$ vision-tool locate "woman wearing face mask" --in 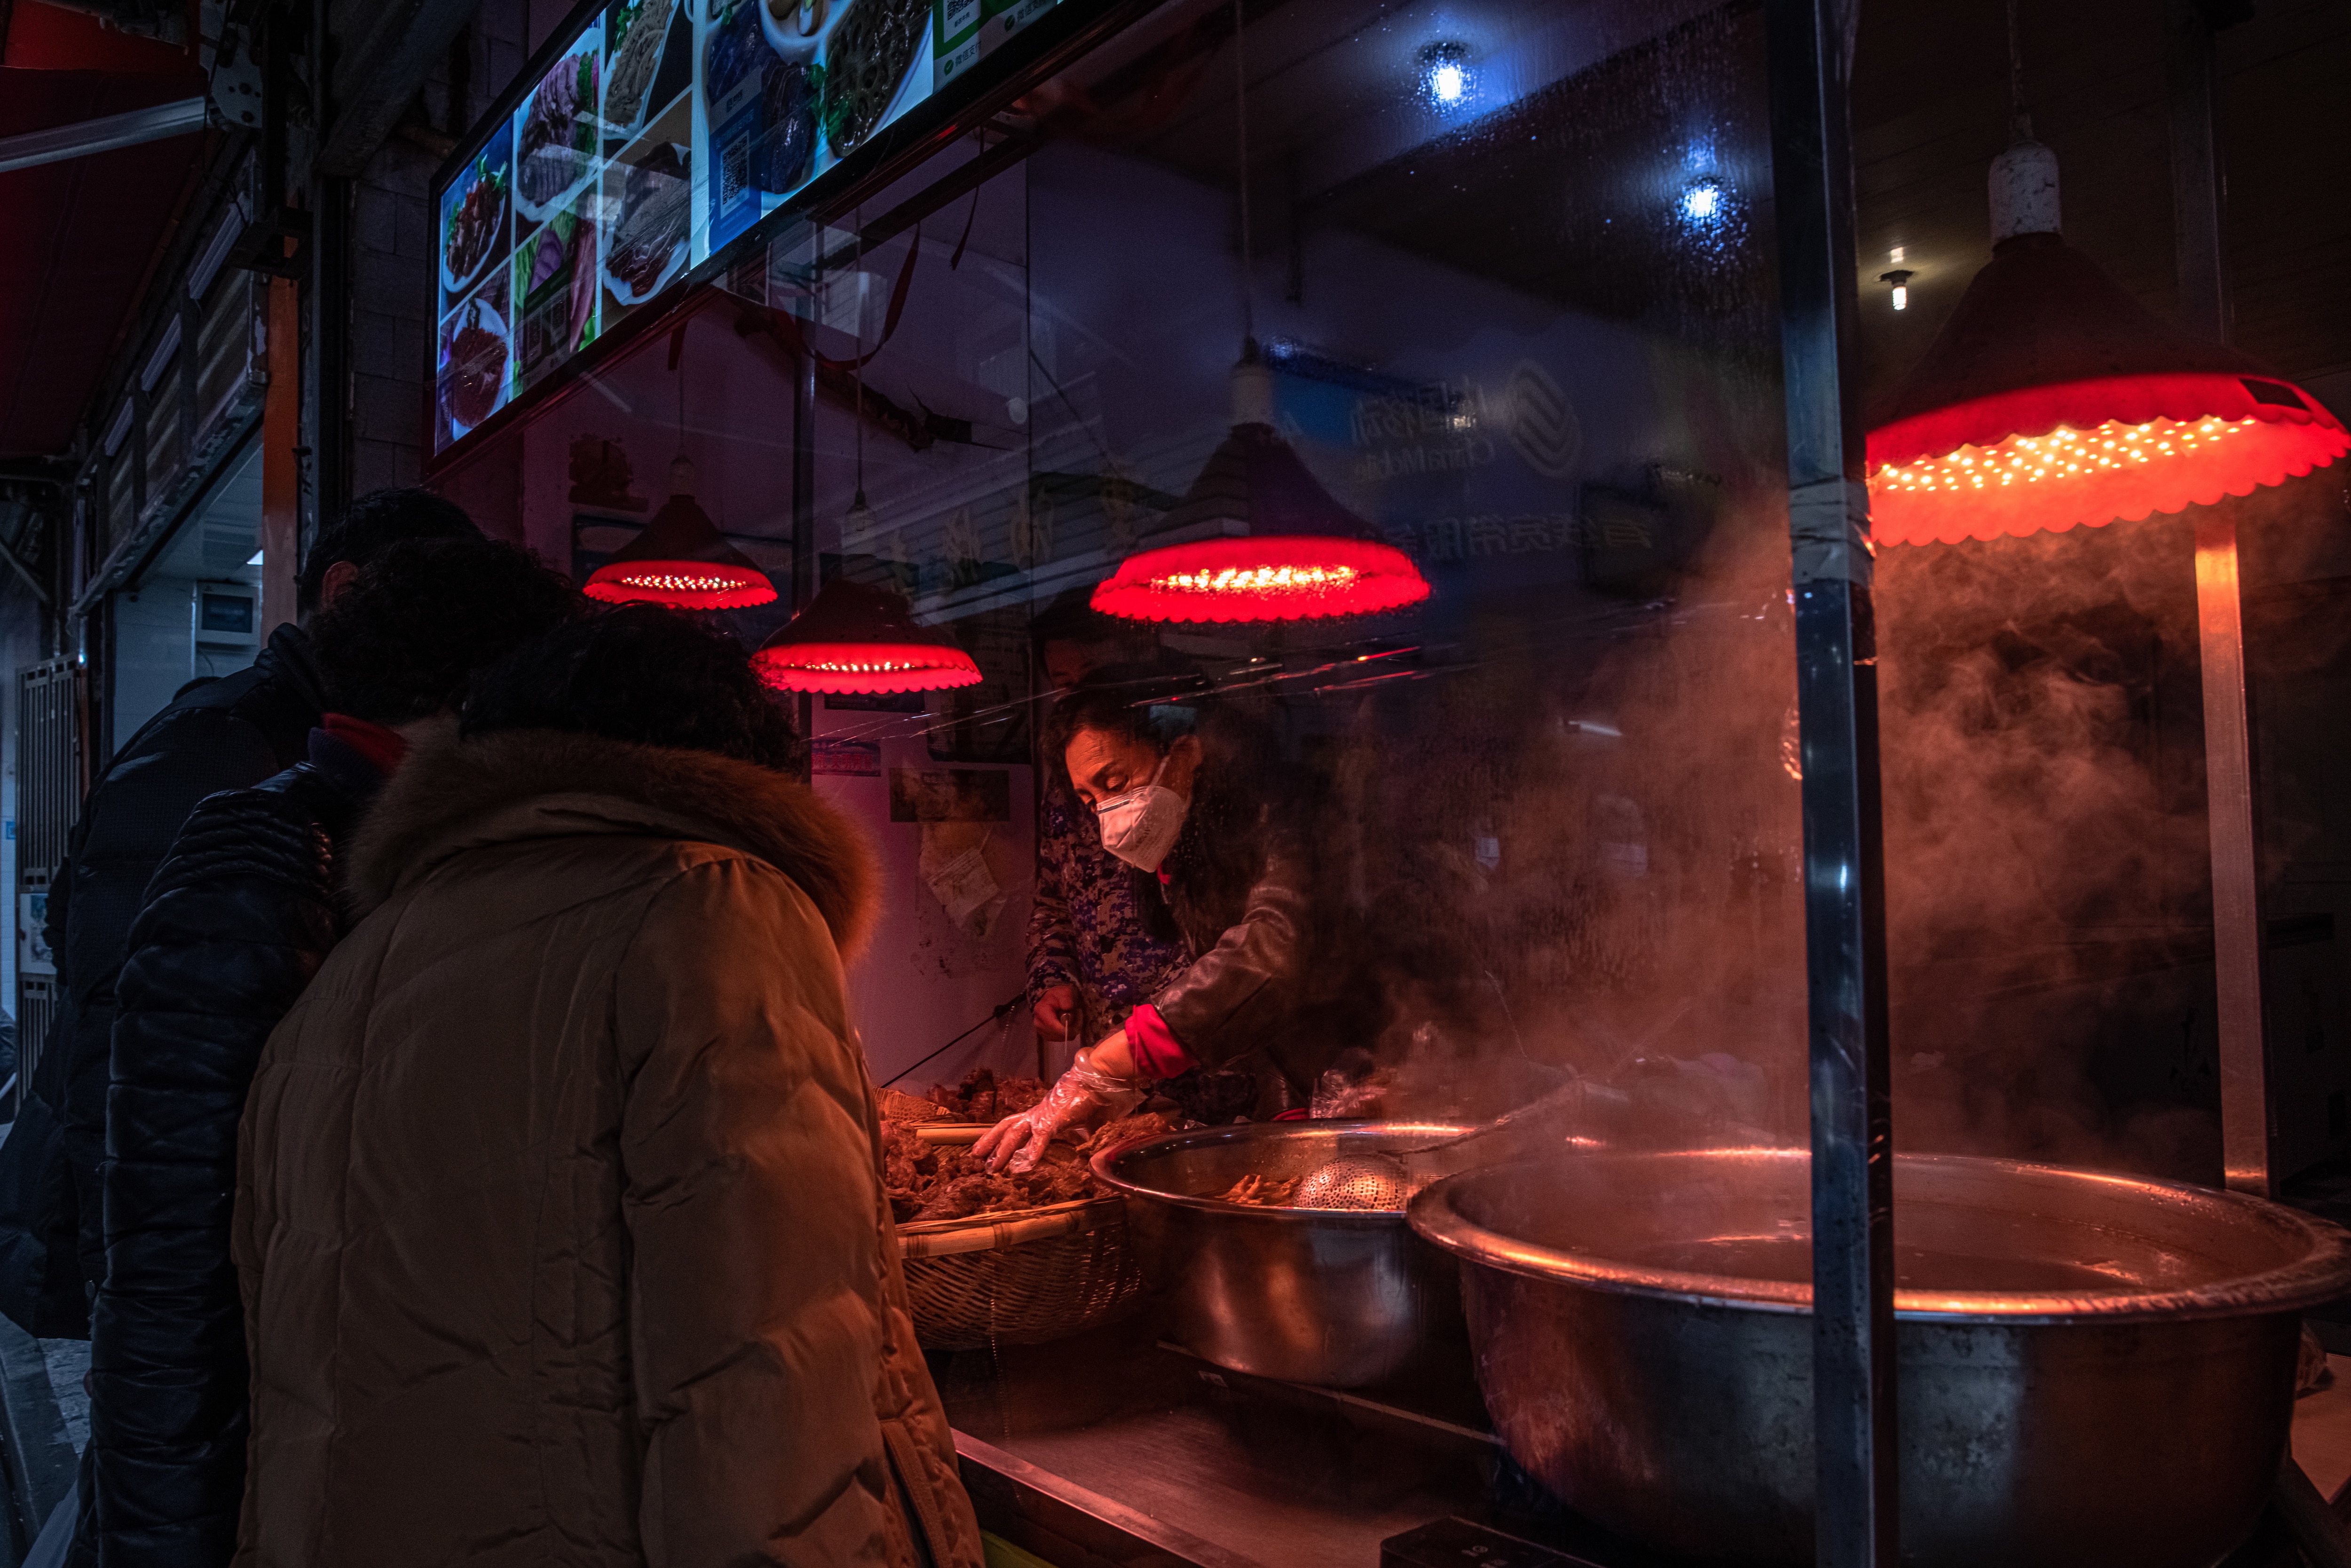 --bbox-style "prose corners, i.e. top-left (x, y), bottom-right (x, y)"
top-left (977, 669), bottom-right (1366, 1171)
